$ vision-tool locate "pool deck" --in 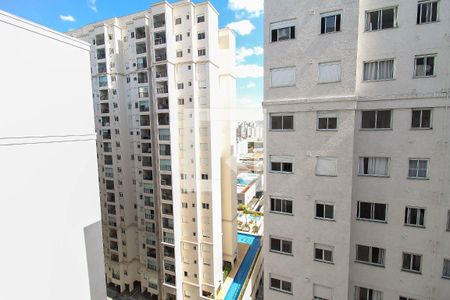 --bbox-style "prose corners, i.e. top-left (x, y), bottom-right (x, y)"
top-left (218, 233), bottom-right (262, 300)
